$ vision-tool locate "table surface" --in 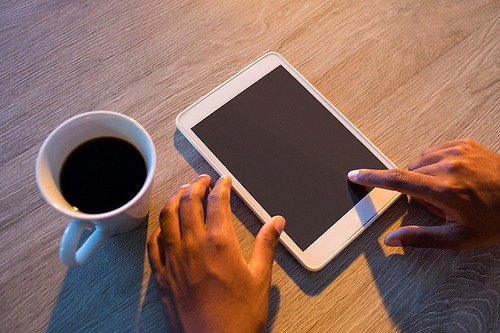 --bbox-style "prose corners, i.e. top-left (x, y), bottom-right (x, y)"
top-left (2, 1), bottom-right (500, 332)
